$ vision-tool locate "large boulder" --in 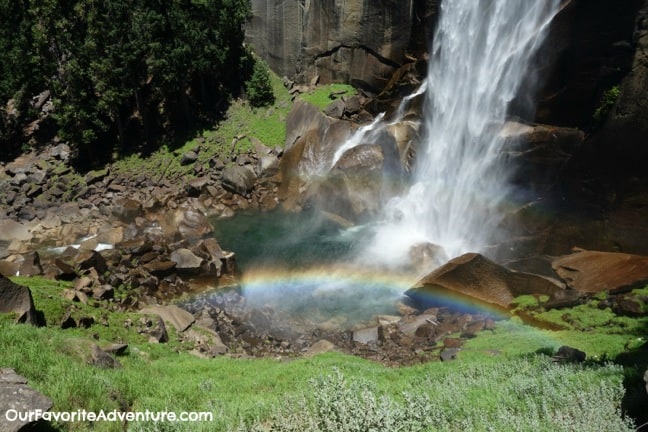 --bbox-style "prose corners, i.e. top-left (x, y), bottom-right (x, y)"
top-left (552, 250), bottom-right (648, 293)
top-left (0, 275), bottom-right (43, 325)
top-left (306, 144), bottom-right (385, 220)
top-left (406, 253), bottom-right (564, 310)
top-left (278, 100), bottom-right (353, 210)
top-left (221, 165), bottom-right (257, 197)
